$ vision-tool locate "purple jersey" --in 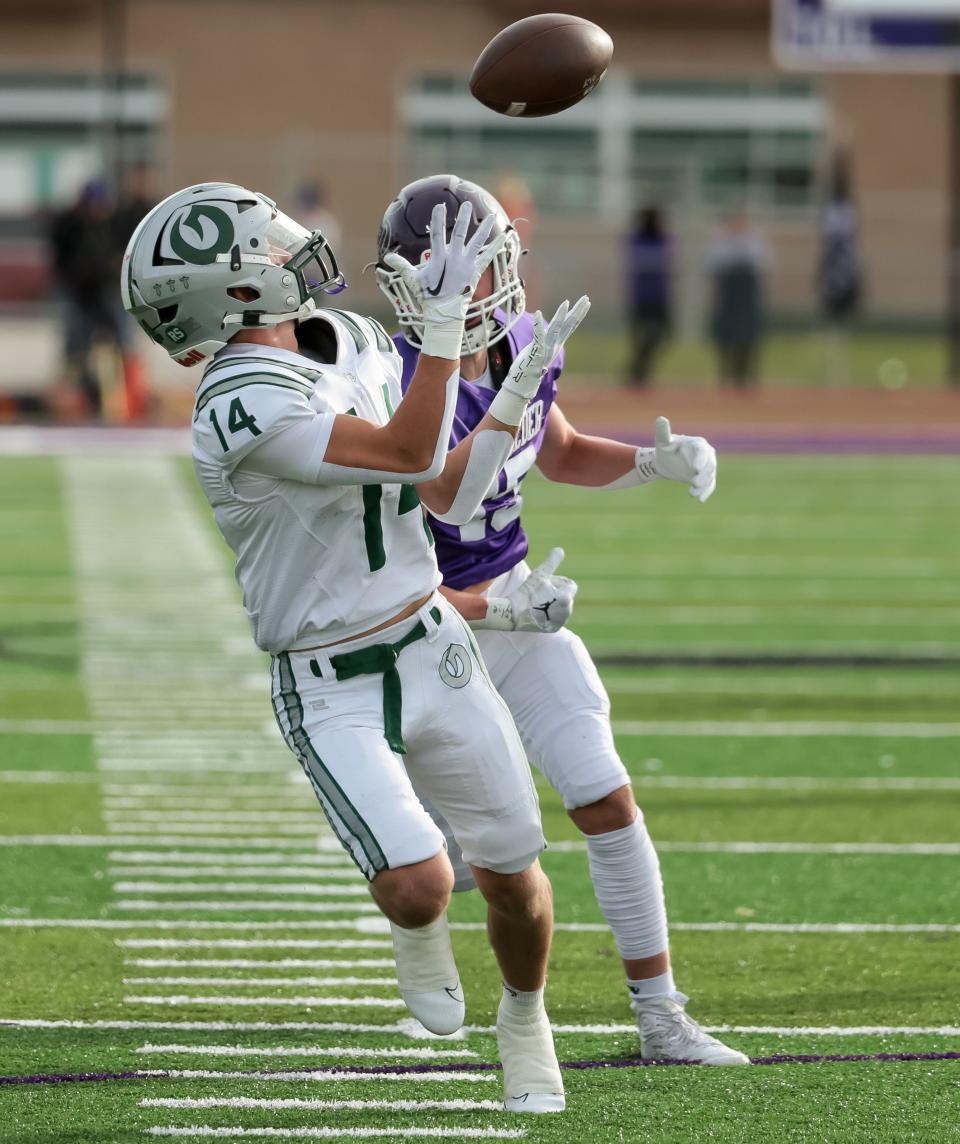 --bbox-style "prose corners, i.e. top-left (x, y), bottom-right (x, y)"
top-left (395, 311), bottom-right (561, 589)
